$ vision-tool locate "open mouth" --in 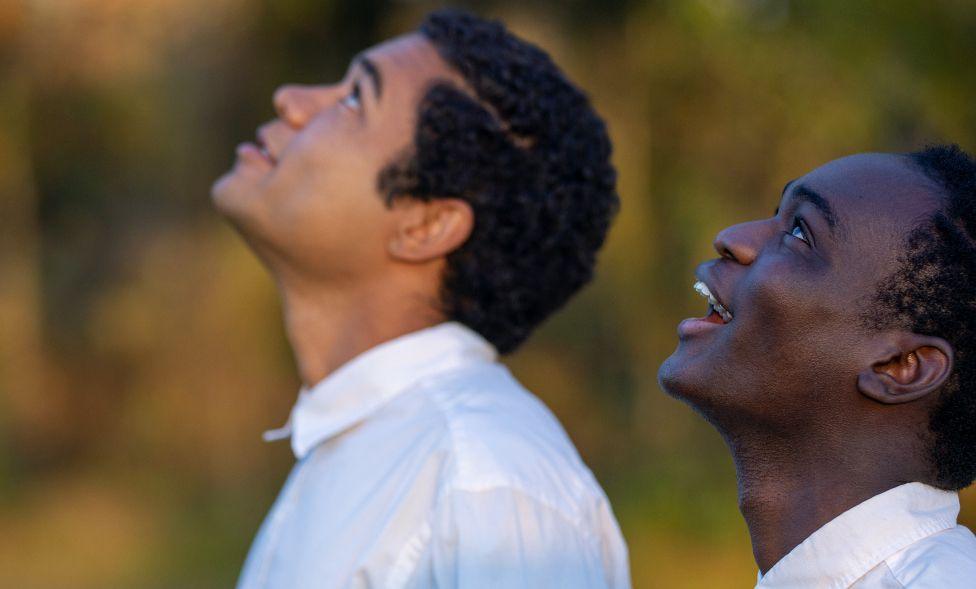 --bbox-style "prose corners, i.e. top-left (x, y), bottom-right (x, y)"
top-left (255, 136), bottom-right (277, 165)
top-left (693, 280), bottom-right (733, 324)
